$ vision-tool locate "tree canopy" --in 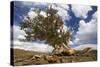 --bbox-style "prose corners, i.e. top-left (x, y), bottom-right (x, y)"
top-left (20, 6), bottom-right (71, 48)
